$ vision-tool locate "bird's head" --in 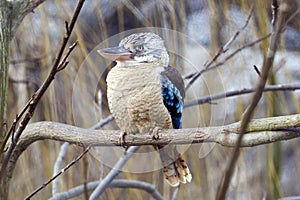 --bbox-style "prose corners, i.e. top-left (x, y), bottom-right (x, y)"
top-left (98, 32), bottom-right (169, 67)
